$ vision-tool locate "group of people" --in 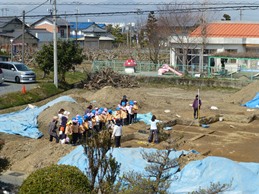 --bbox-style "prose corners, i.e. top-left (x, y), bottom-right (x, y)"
top-left (48, 95), bottom-right (139, 147)
top-left (48, 94), bottom-right (202, 147)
